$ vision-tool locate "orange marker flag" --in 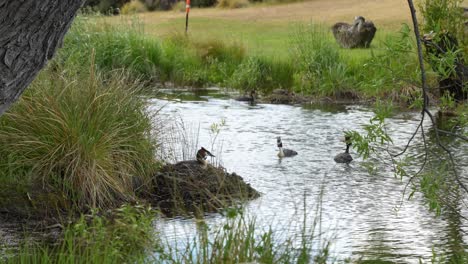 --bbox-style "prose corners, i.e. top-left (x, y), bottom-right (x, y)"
top-left (186, 0), bottom-right (191, 13)
top-left (185, 0), bottom-right (190, 34)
